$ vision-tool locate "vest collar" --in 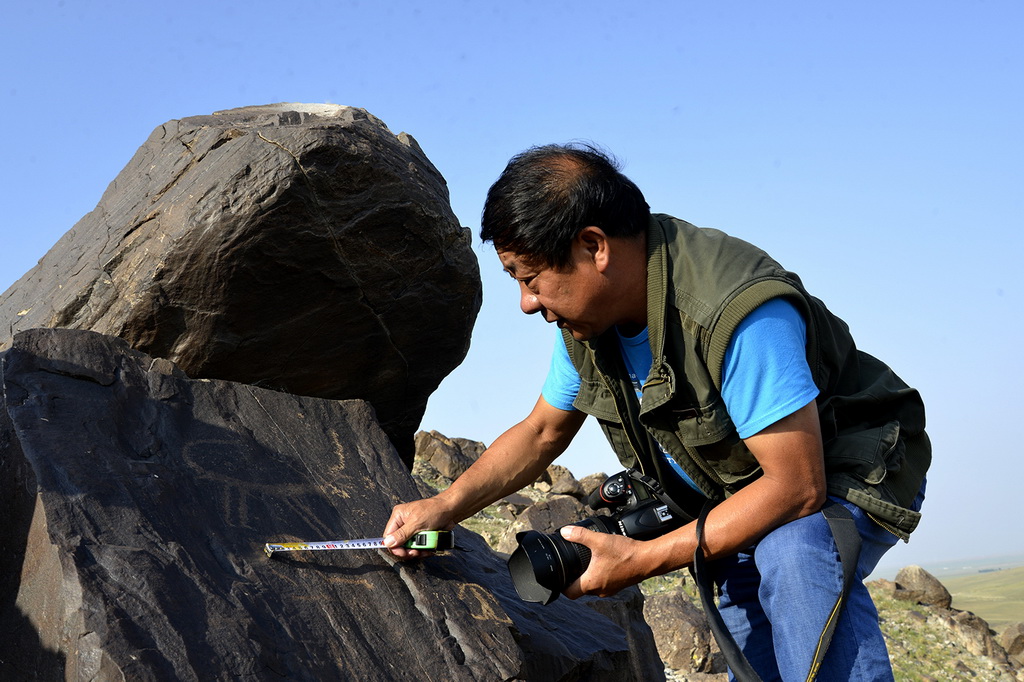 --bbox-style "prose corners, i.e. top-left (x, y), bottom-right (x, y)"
top-left (639, 215), bottom-right (676, 413)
